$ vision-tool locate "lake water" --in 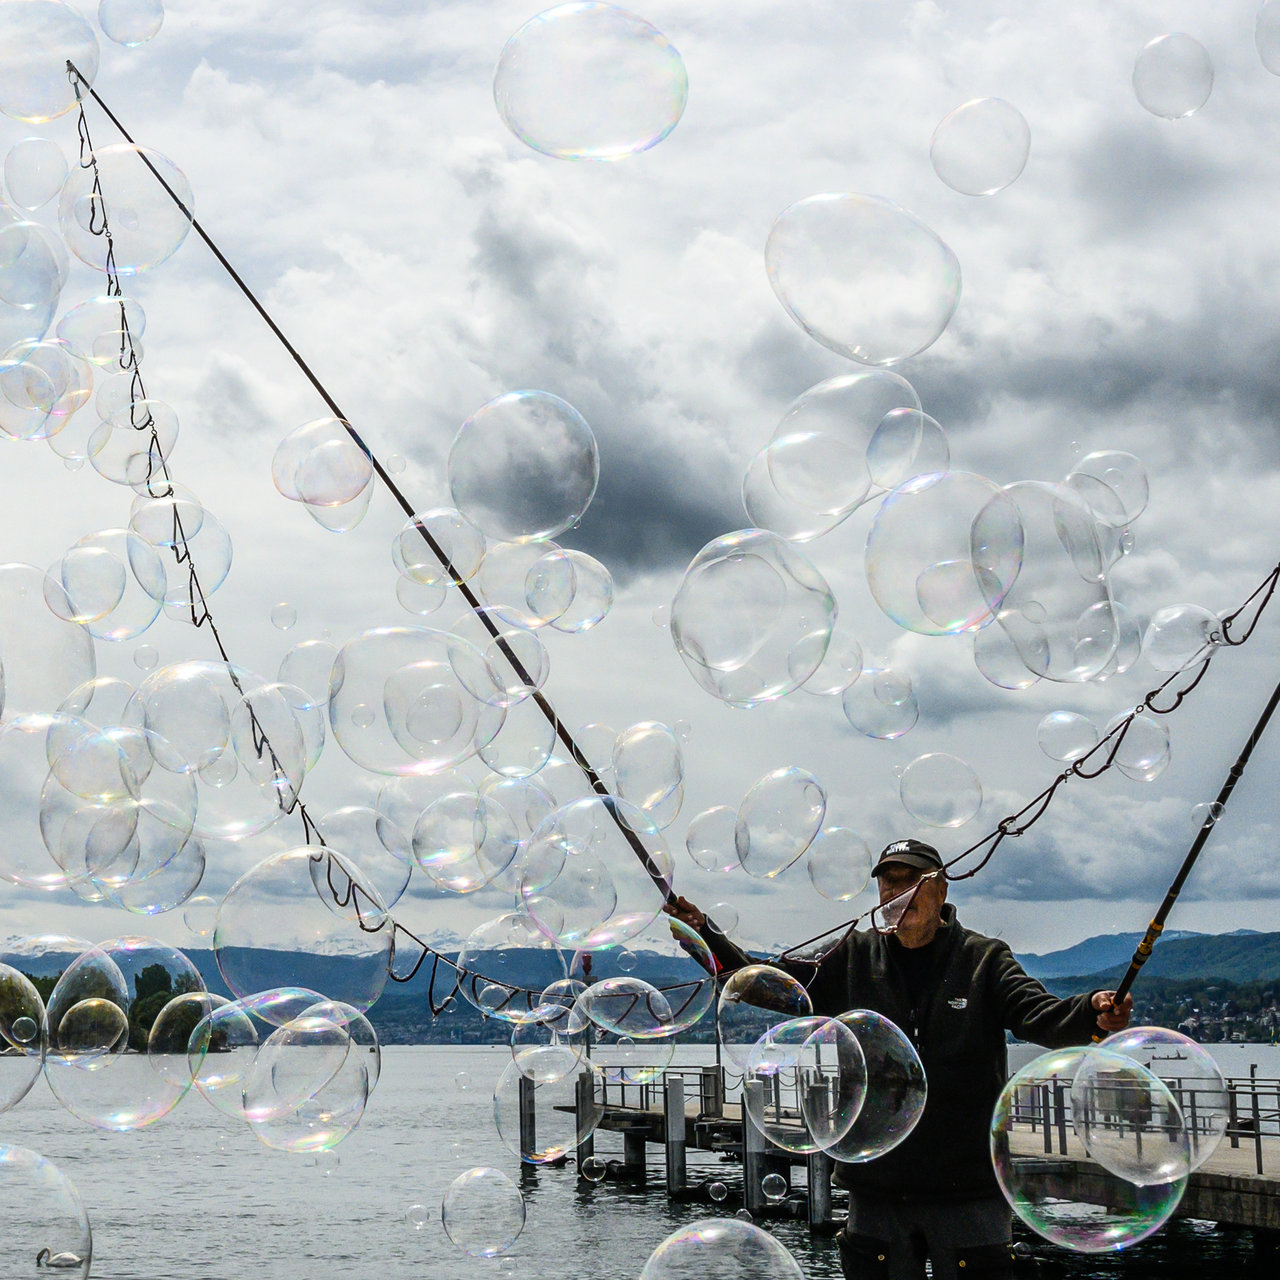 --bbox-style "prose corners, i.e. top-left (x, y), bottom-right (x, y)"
top-left (2, 1043), bottom-right (1279, 1280)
